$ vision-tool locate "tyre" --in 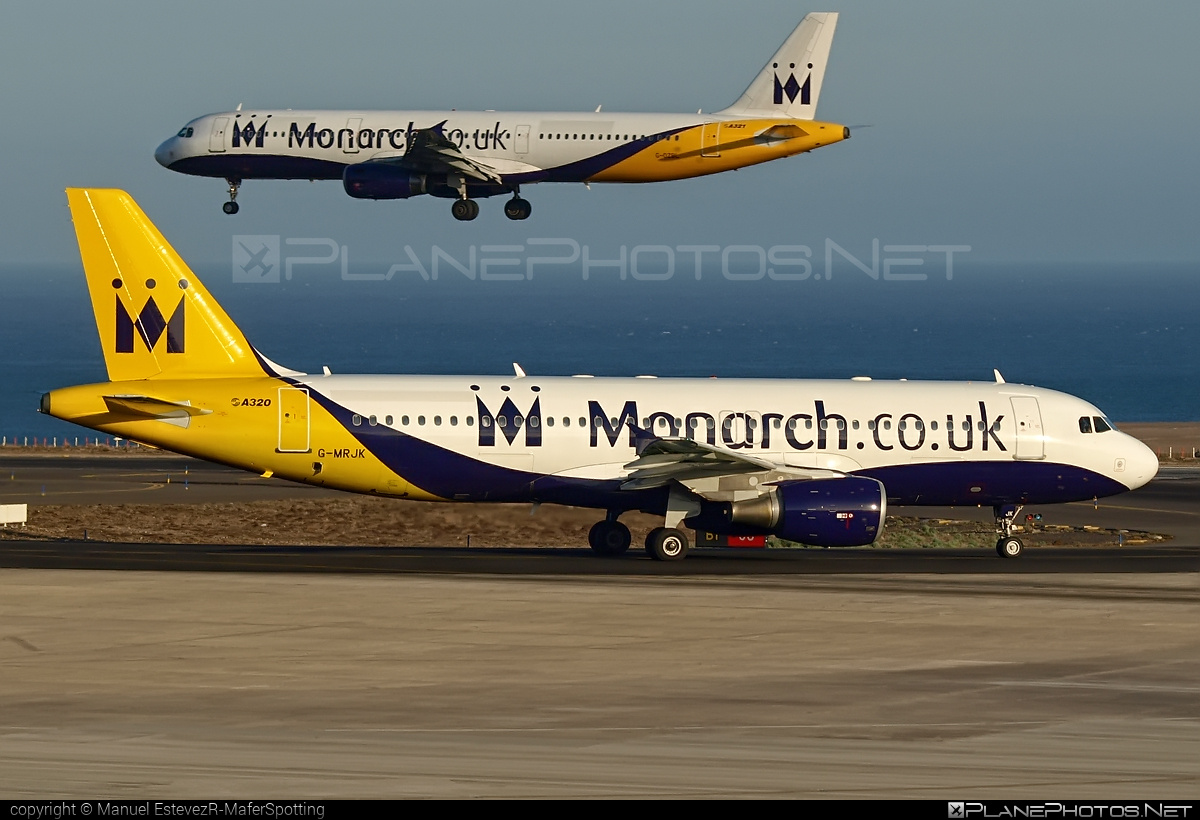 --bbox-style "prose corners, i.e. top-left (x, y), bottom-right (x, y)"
top-left (451, 199), bottom-right (477, 221)
top-left (646, 527), bottom-right (690, 561)
top-left (223, 201), bottom-right (239, 215)
top-left (588, 520), bottom-right (631, 556)
top-left (996, 536), bottom-right (1023, 559)
top-left (504, 198), bottom-right (531, 220)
